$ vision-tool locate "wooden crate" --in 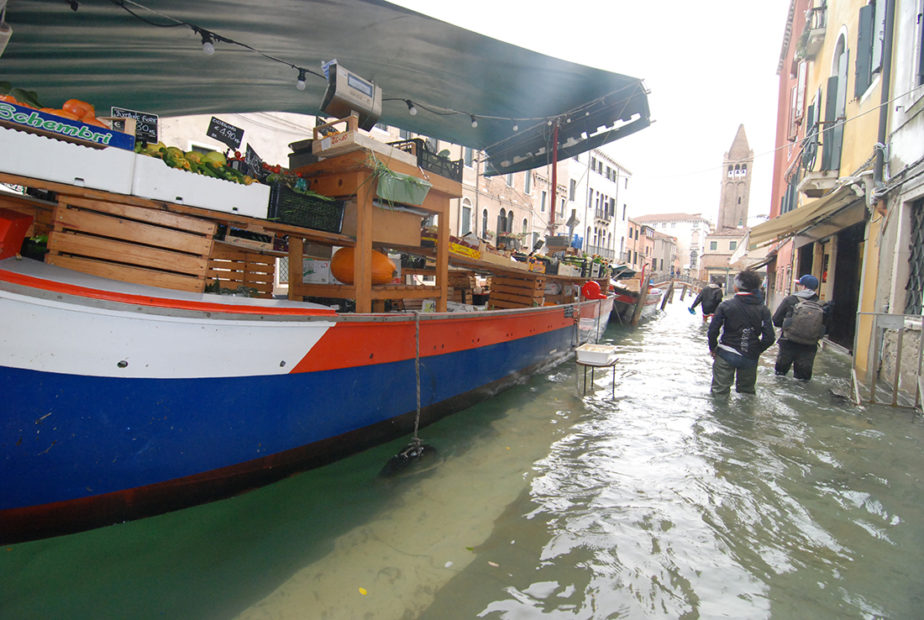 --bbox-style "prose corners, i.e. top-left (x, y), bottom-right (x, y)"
top-left (46, 196), bottom-right (216, 292)
top-left (489, 274), bottom-right (545, 309)
top-left (0, 192), bottom-right (55, 237)
top-left (207, 245), bottom-right (276, 299)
